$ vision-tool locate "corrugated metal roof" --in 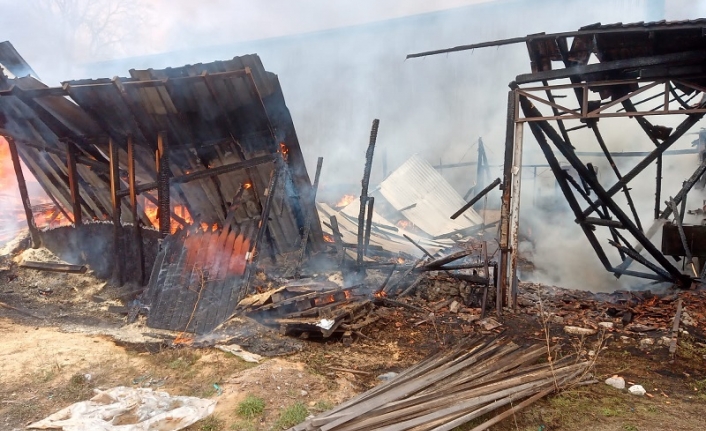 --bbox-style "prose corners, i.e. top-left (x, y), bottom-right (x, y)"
top-left (318, 201), bottom-right (455, 257)
top-left (0, 41), bottom-right (38, 79)
top-left (377, 155), bottom-right (482, 238)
